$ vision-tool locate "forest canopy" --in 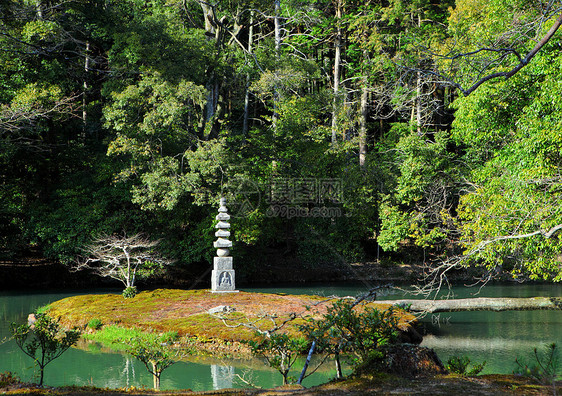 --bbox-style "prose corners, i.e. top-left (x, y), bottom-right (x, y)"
top-left (1, 0), bottom-right (562, 282)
